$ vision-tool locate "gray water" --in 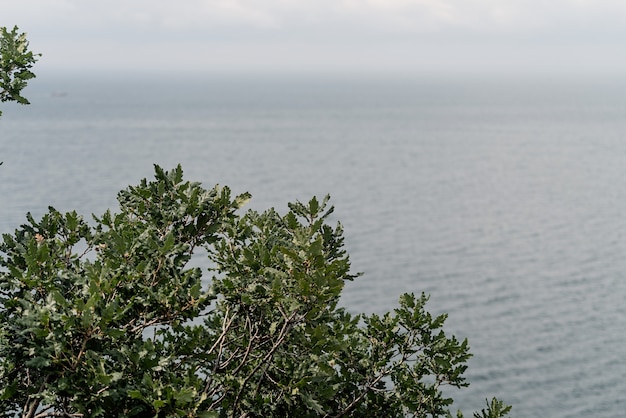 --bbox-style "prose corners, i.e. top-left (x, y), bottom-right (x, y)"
top-left (2, 74), bottom-right (626, 417)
